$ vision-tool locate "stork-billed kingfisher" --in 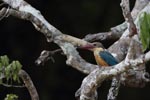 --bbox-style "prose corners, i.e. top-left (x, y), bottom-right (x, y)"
top-left (80, 43), bottom-right (118, 67)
